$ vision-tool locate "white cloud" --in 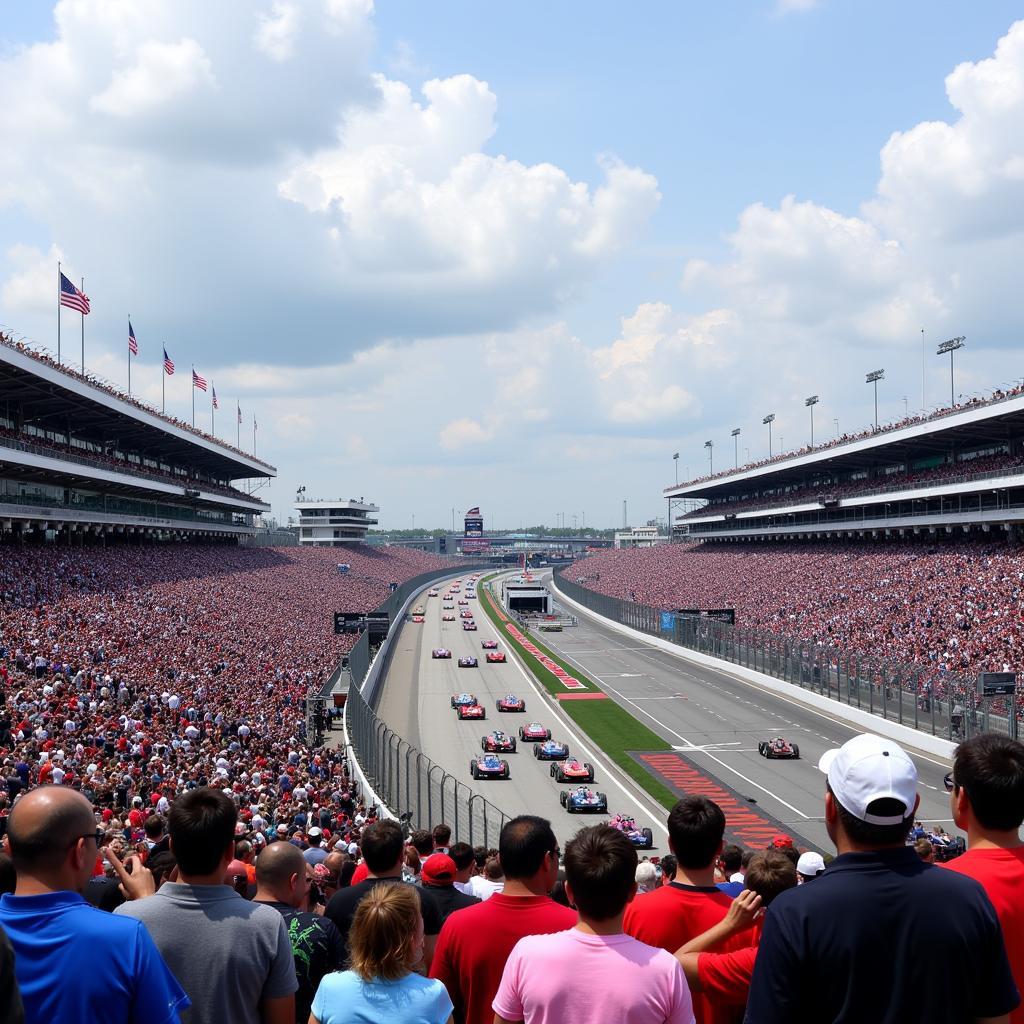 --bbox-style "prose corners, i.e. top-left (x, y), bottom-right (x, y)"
top-left (254, 3), bottom-right (301, 62)
top-left (438, 417), bottom-right (494, 450)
